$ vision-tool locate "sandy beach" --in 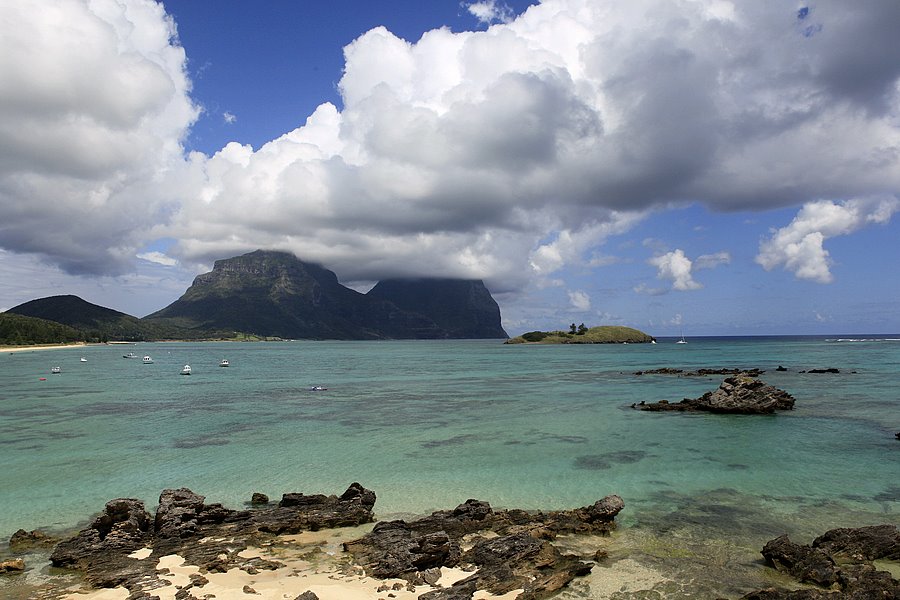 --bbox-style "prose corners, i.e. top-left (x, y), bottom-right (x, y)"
top-left (1, 343), bottom-right (88, 354)
top-left (61, 528), bottom-right (523, 600)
